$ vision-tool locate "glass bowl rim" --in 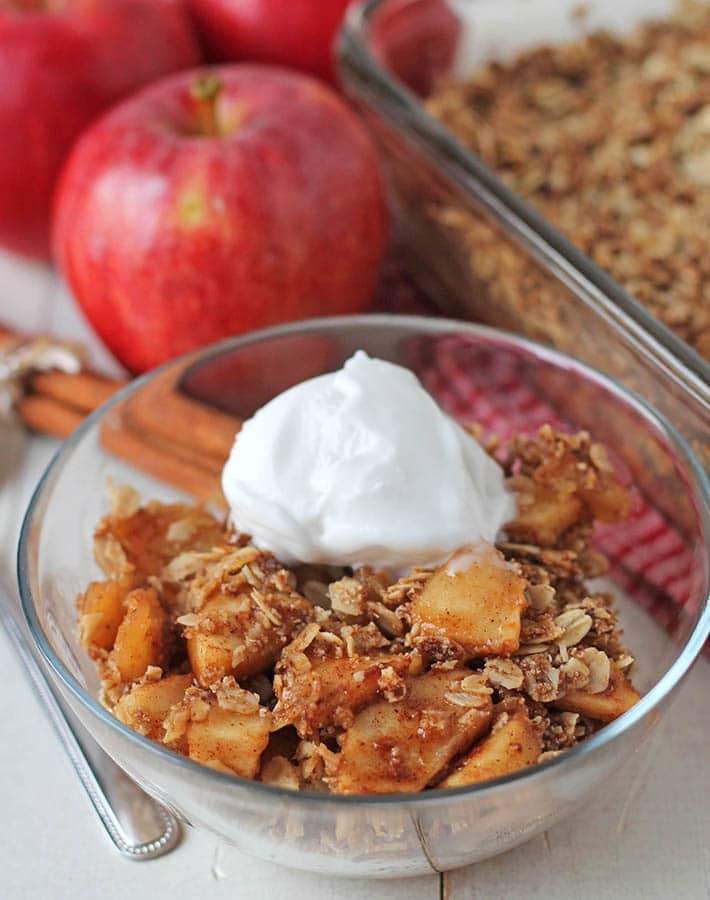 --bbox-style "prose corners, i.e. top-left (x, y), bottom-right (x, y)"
top-left (17, 313), bottom-right (710, 808)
